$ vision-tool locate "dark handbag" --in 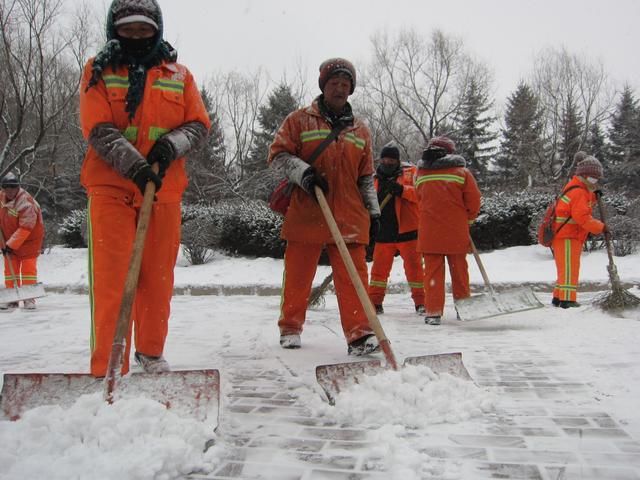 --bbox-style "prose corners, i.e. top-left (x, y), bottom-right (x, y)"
top-left (268, 123), bottom-right (346, 215)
